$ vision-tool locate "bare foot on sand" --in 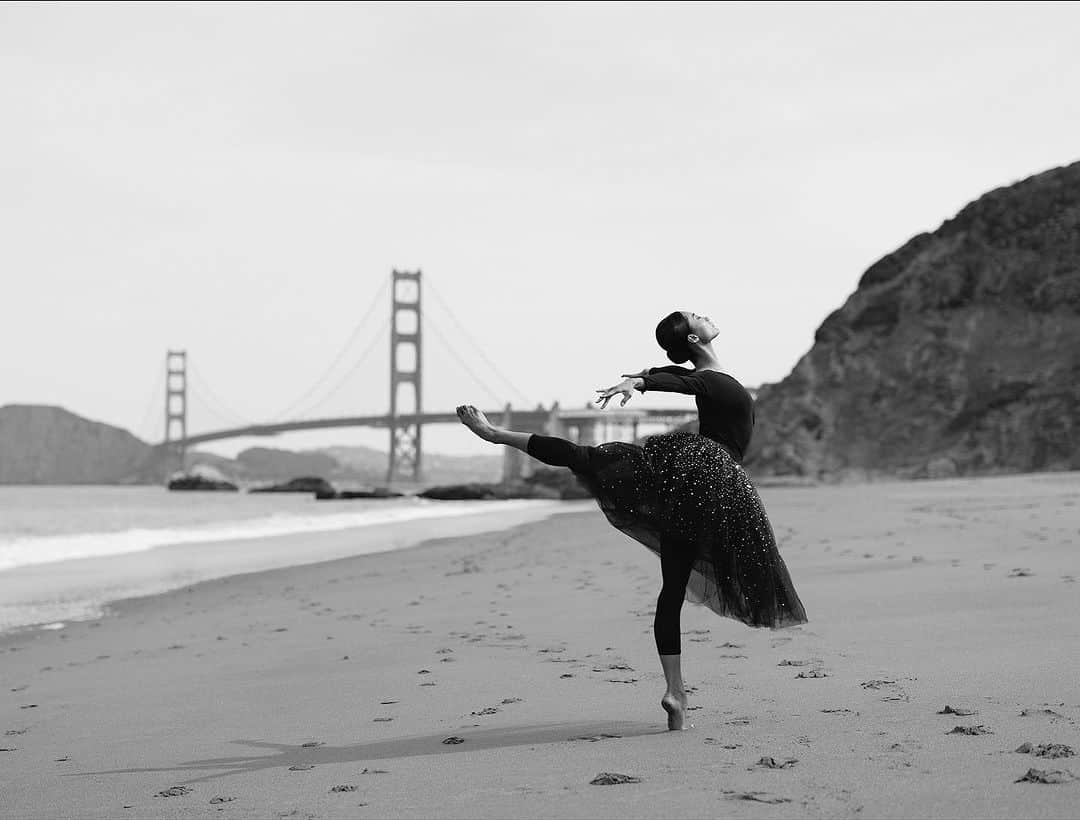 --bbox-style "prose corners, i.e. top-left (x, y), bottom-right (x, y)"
top-left (456, 405), bottom-right (501, 443)
top-left (662, 692), bottom-right (689, 731)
